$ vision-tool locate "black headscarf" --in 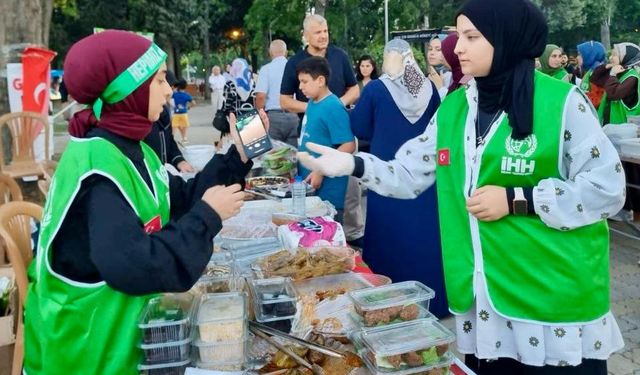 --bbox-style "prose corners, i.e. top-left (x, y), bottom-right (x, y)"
top-left (457, 0), bottom-right (548, 140)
